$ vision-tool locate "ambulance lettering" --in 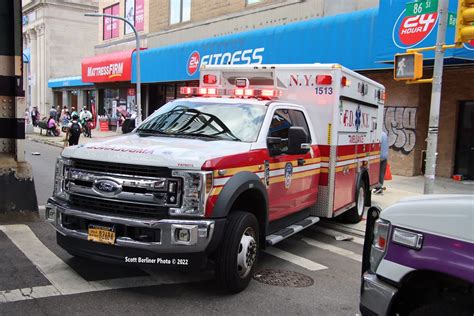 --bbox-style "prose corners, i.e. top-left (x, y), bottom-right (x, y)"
top-left (393, 10), bottom-right (438, 48)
